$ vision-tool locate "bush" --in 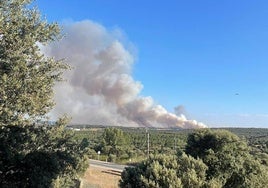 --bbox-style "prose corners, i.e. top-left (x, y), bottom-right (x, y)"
top-left (108, 154), bottom-right (117, 162)
top-left (0, 124), bottom-right (89, 187)
top-left (120, 129), bottom-right (268, 188)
